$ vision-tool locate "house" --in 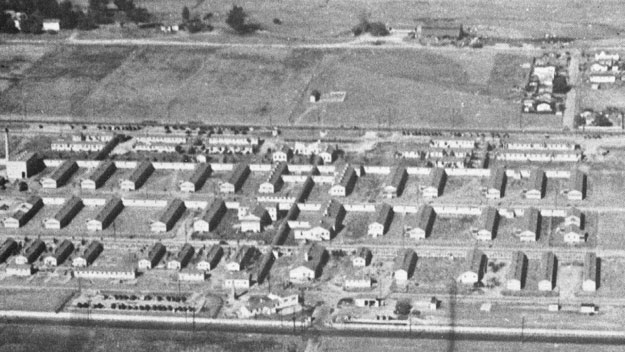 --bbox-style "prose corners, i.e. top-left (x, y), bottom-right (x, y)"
top-left (319, 145), bottom-right (338, 164)
top-left (0, 238), bottom-right (17, 264)
top-left (393, 249), bottom-right (417, 282)
top-left (167, 243), bottom-right (194, 270)
top-left (87, 197), bottom-right (123, 231)
top-left (506, 251), bottom-right (527, 291)
top-left (354, 298), bottom-right (385, 308)
top-left (180, 163), bottom-right (211, 192)
top-left (344, 276), bottom-right (373, 290)
top-left (193, 198), bottom-right (227, 232)
top-left (238, 294), bottom-right (302, 318)
top-left (563, 224), bottom-right (587, 244)
top-left (255, 251), bottom-right (275, 284)
top-left (6, 152), bottom-right (43, 181)
top-left (74, 266), bottom-right (137, 280)
top-left (220, 163), bottom-right (250, 193)
top-left (178, 268), bottom-right (206, 282)
top-left (368, 203), bottom-right (393, 238)
top-left (568, 170), bottom-right (587, 201)
top-left (273, 145), bottom-right (293, 163)
top-left (196, 245), bottom-right (223, 271)
top-left (384, 165), bottom-right (407, 198)
top-left (136, 135), bottom-right (186, 144)
top-left (538, 252), bottom-right (556, 291)
top-left (329, 164), bottom-right (357, 197)
top-left (6, 264), bottom-right (33, 276)
top-left (289, 245), bottom-right (328, 283)
top-left (41, 160), bottom-right (78, 189)
top-left (457, 249), bottom-right (486, 285)
top-left (151, 198), bottom-right (186, 233)
top-left (259, 162), bottom-right (288, 194)
top-left (44, 196), bottom-right (83, 229)
top-left (294, 220), bottom-right (333, 241)
top-left (295, 176), bottom-right (315, 203)
top-left (423, 167), bottom-right (446, 199)
top-left (272, 222), bottom-right (291, 246)
top-left (520, 207), bottom-right (540, 242)
top-left (223, 271), bottom-right (251, 290)
top-left (590, 62), bottom-right (609, 73)
top-left (239, 205), bottom-right (271, 233)
top-left (120, 160), bottom-right (154, 191)
top-left (42, 18), bottom-right (60, 32)
top-left (81, 161), bottom-right (116, 190)
top-left (565, 207), bottom-right (584, 228)
top-left (323, 199), bottom-right (346, 227)
top-left (3, 195), bottom-right (43, 228)
top-left (582, 252), bottom-right (597, 292)
top-left (352, 247), bottom-right (372, 267)
top-left (487, 168), bottom-right (506, 199)
top-left (477, 207), bottom-right (499, 241)
top-left (226, 245), bottom-right (255, 271)
top-left (43, 239), bottom-right (74, 267)
top-left (15, 239), bottom-right (45, 265)
top-left (526, 168), bottom-right (545, 199)
top-left (72, 241), bottom-right (103, 267)
top-left (406, 205), bottom-right (435, 240)
top-left (138, 242), bottom-right (166, 270)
